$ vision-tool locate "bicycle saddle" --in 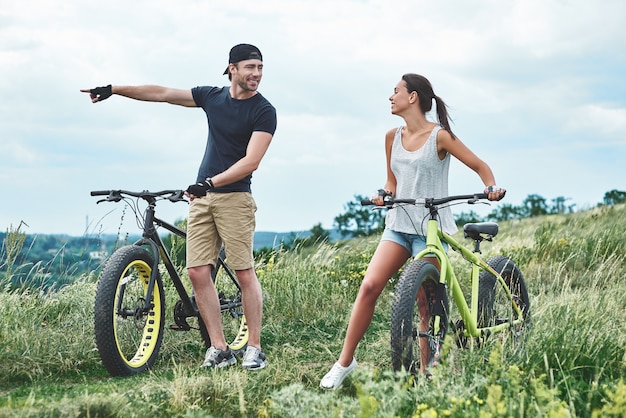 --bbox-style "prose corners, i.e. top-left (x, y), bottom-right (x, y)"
top-left (463, 222), bottom-right (499, 241)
